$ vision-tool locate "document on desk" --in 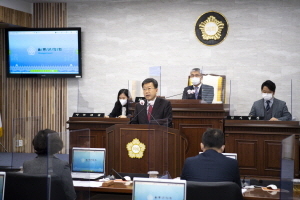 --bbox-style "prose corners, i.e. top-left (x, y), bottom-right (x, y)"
top-left (73, 180), bottom-right (103, 187)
